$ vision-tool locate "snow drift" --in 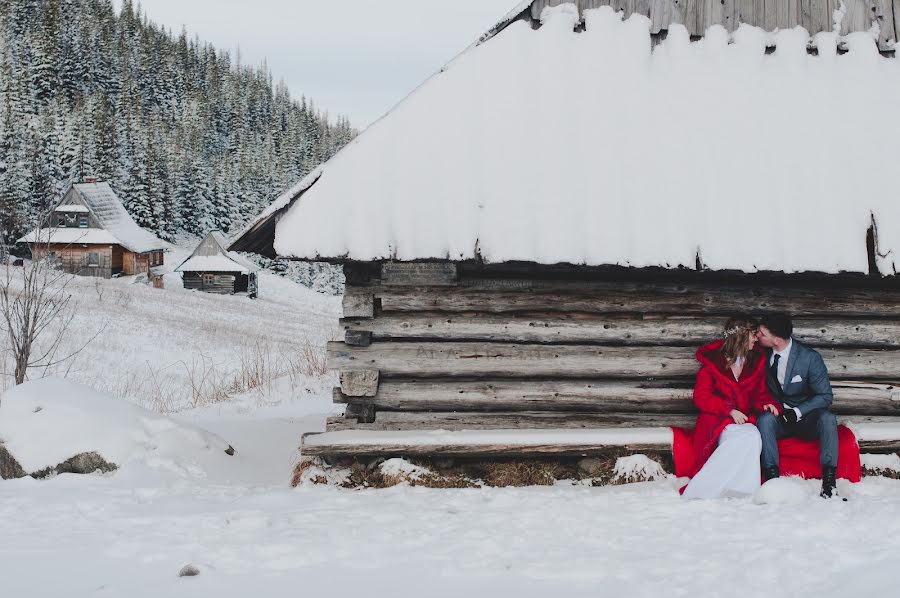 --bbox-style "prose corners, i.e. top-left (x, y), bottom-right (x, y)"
top-left (0, 377), bottom-right (234, 478)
